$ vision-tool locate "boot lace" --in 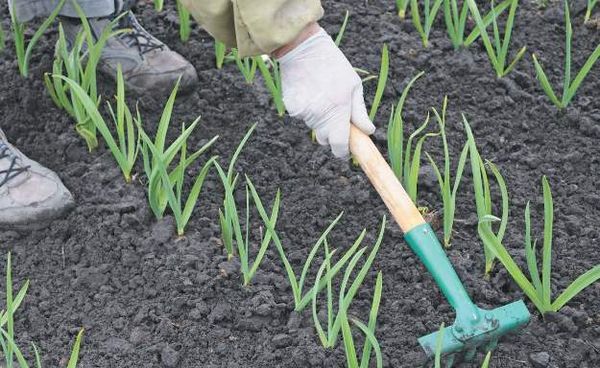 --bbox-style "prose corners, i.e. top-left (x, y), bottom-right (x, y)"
top-left (118, 12), bottom-right (164, 55)
top-left (0, 142), bottom-right (29, 187)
